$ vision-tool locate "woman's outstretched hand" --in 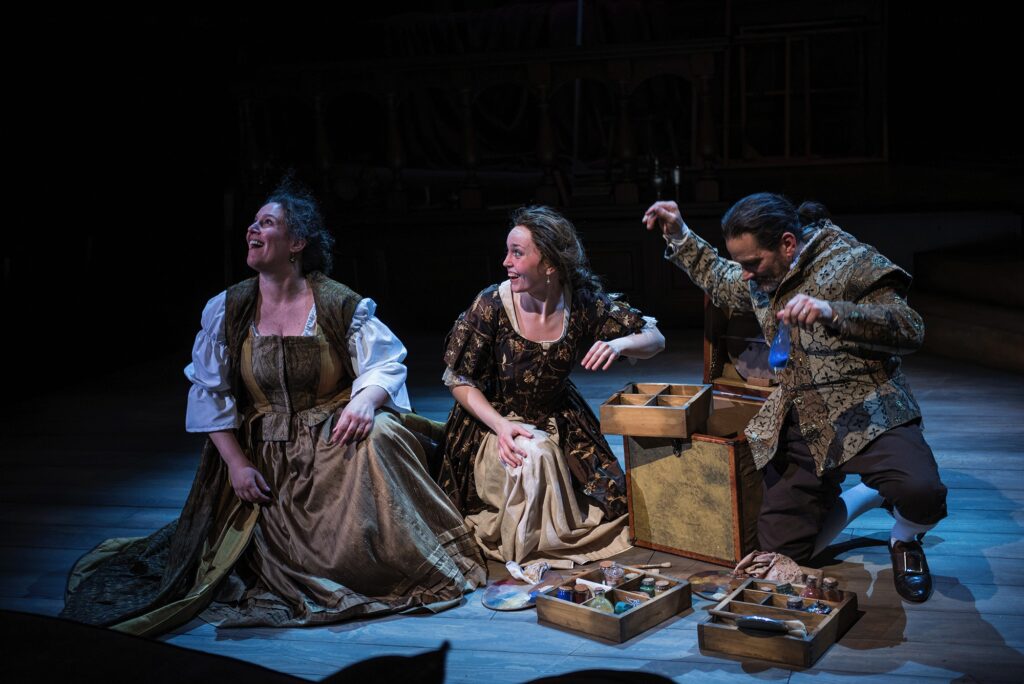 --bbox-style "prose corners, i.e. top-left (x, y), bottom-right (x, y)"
top-left (228, 463), bottom-right (272, 504)
top-left (496, 418), bottom-right (533, 468)
top-left (581, 339), bottom-right (623, 371)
